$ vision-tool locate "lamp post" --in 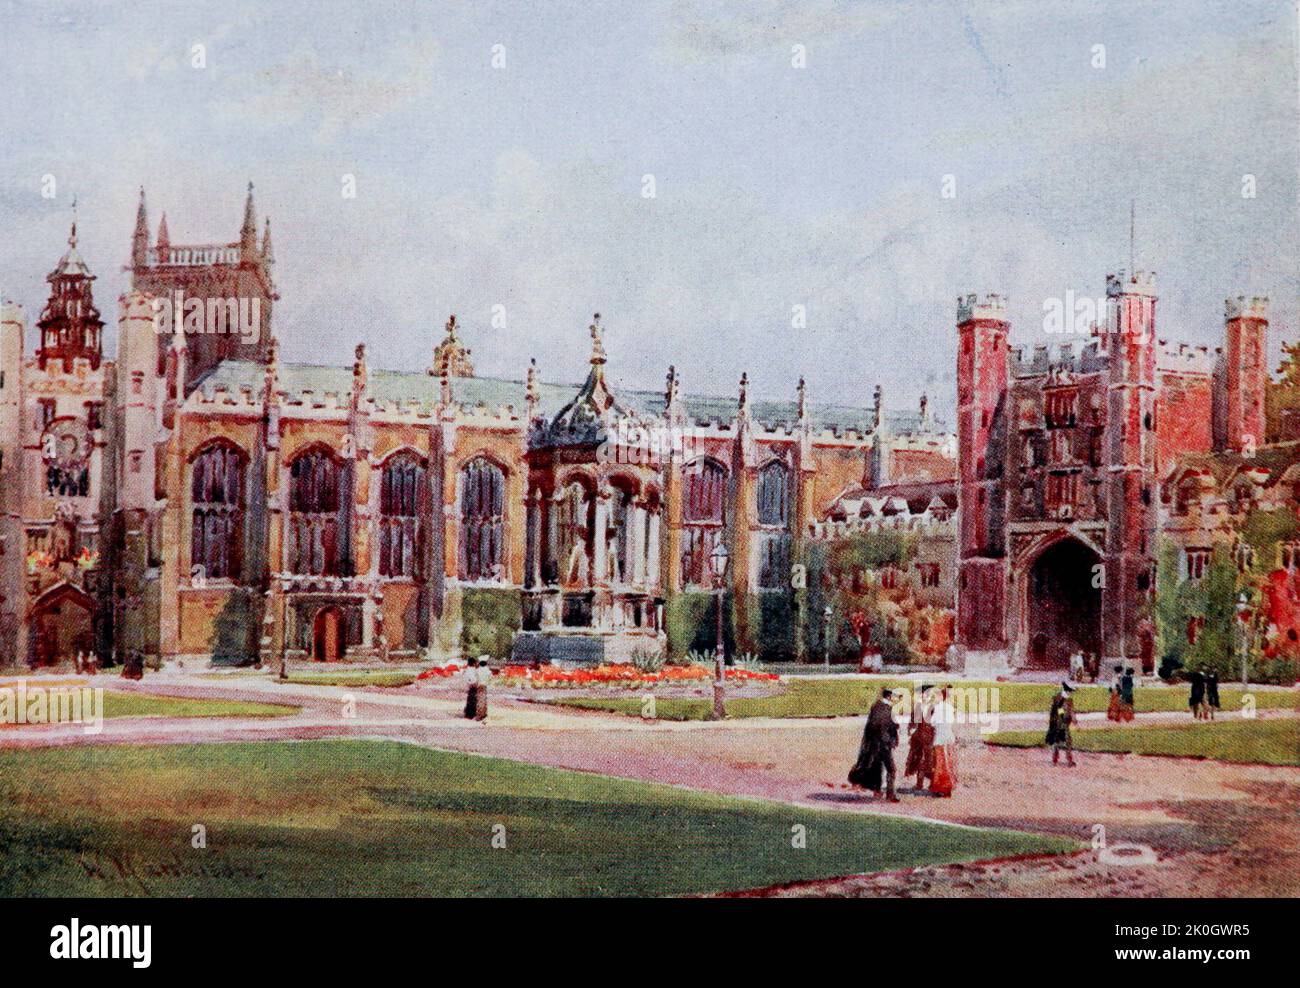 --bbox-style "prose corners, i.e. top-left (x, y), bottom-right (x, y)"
top-left (709, 541), bottom-right (729, 721)
top-left (1236, 591), bottom-right (1251, 688)
top-left (823, 604), bottom-right (833, 672)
